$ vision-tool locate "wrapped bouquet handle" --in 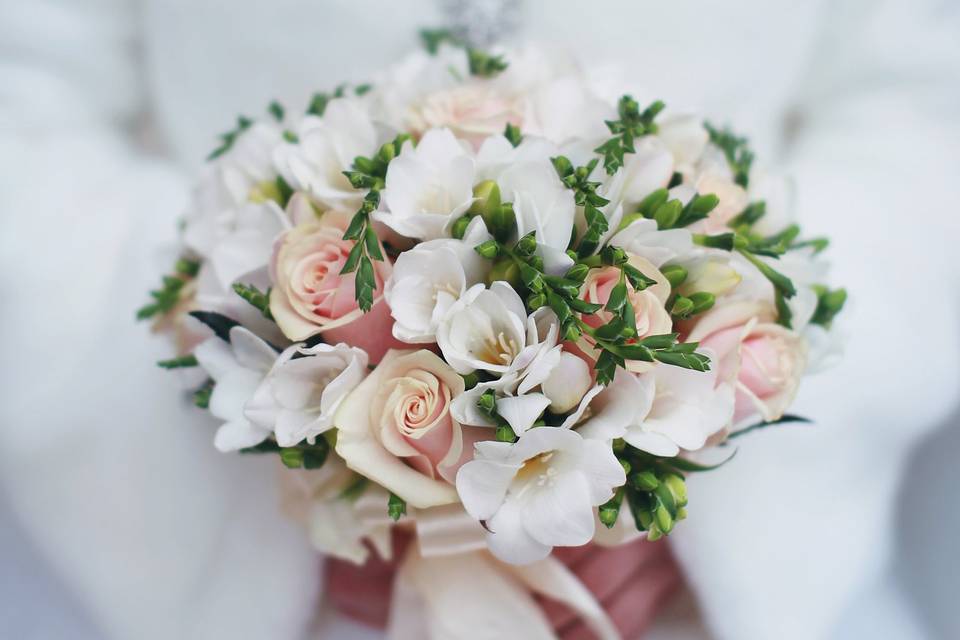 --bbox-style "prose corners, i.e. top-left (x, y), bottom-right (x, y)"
top-left (326, 521), bottom-right (680, 640)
